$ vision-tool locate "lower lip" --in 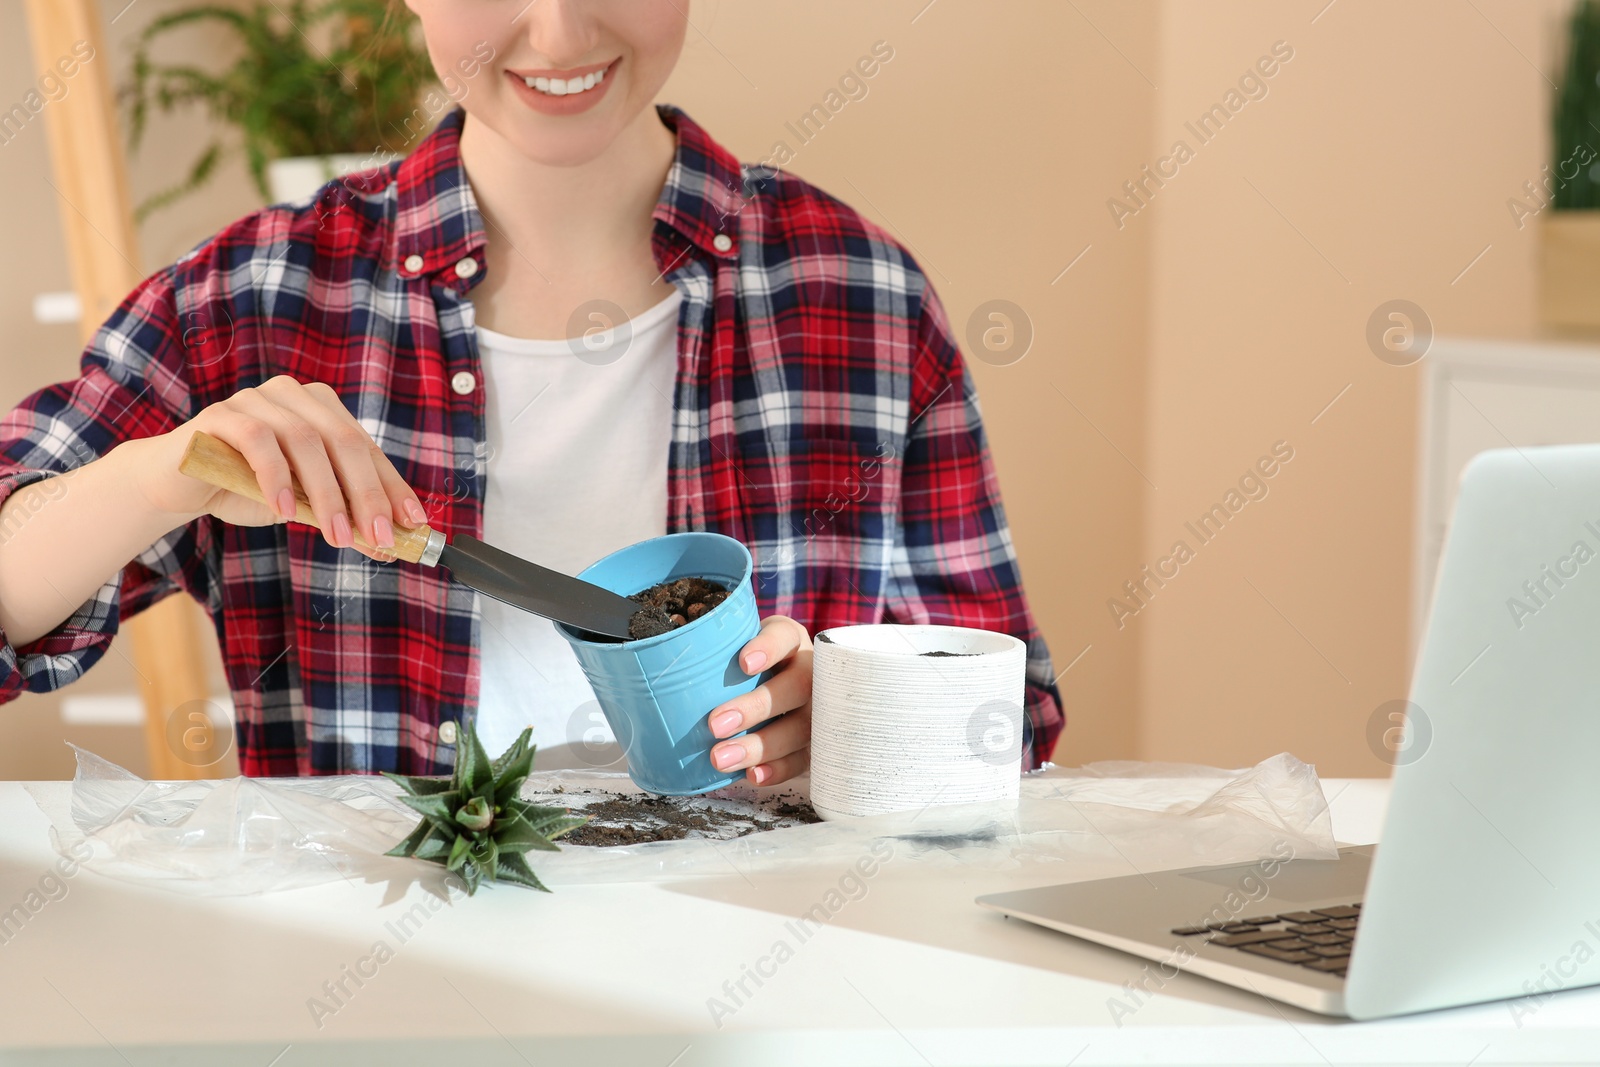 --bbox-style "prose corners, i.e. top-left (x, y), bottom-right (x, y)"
top-left (506, 61), bottom-right (617, 116)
